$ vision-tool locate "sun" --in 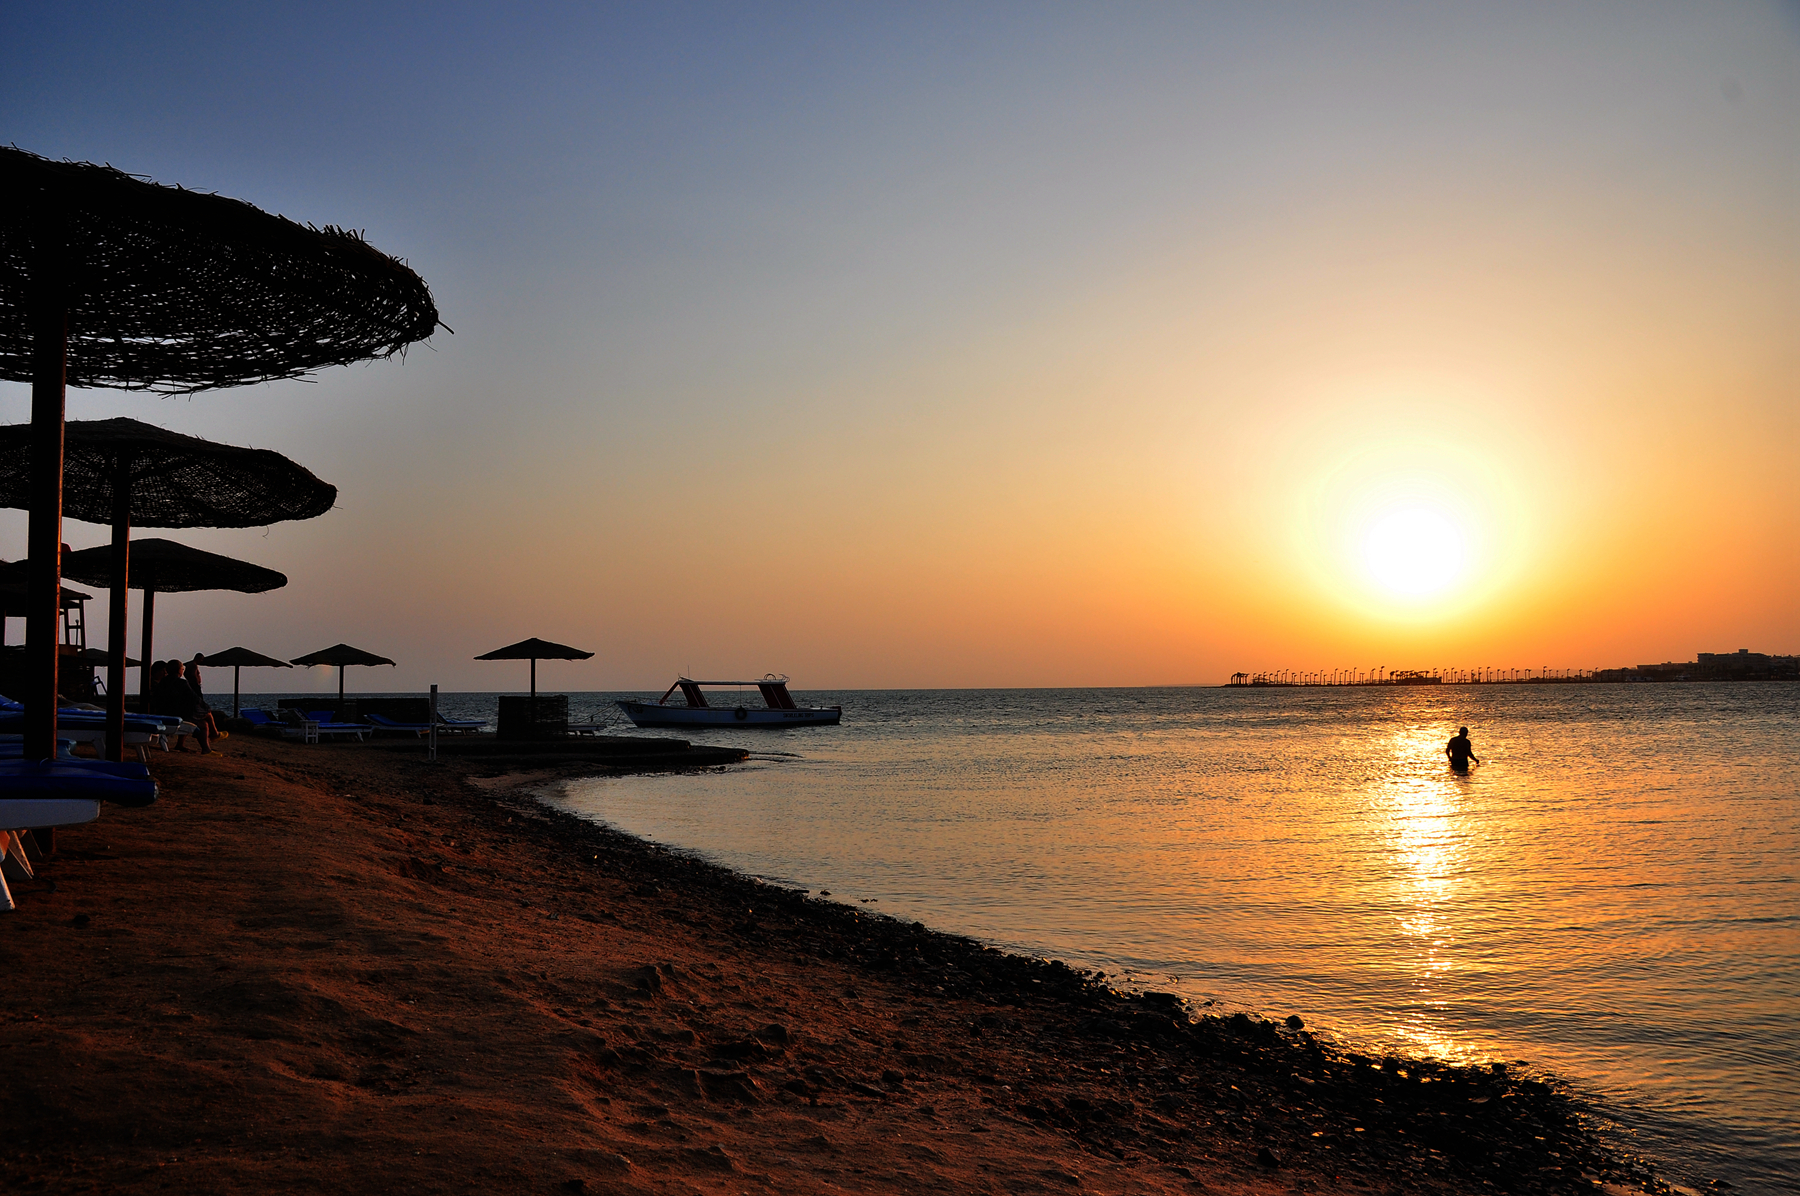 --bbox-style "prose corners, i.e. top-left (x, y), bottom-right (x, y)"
top-left (1292, 418), bottom-right (1527, 621)
top-left (1362, 507), bottom-right (1468, 598)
